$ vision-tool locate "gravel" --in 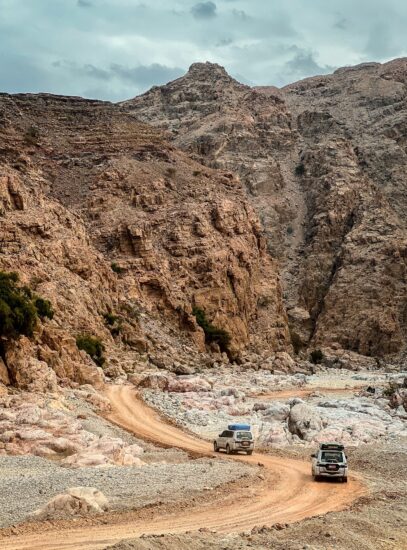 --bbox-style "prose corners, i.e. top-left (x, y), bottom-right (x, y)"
top-left (0, 455), bottom-right (255, 528)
